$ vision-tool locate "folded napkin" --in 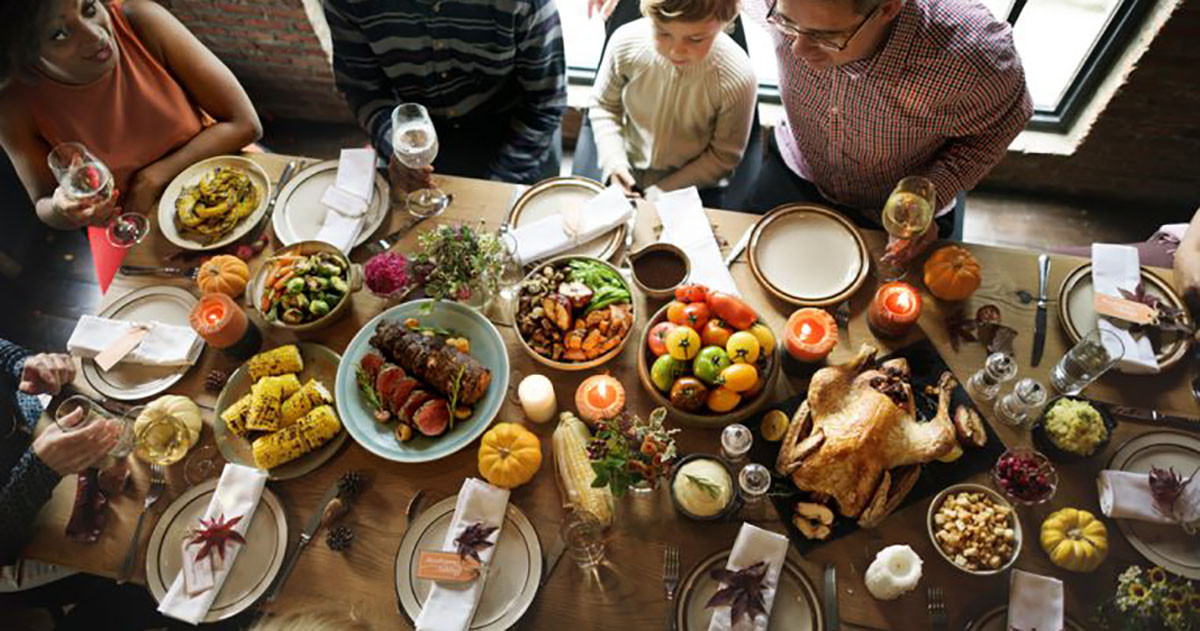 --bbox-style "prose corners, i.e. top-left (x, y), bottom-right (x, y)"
top-left (656, 187), bottom-right (739, 296)
top-left (707, 523), bottom-right (788, 631)
top-left (68, 315), bottom-right (203, 368)
top-left (1007, 570), bottom-right (1063, 631)
top-left (1098, 469), bottom-right (1200, 525)
top-left (1092, 244), bottom-right (1158, 374)
top-left (158, 464), bottom-right (268, 625)
top-left (315, 148), bottom-right (376, 253)
top-left (415, 478), bottom-right (510, 631)
top-left (510, 184), bottom-right (632, 265)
